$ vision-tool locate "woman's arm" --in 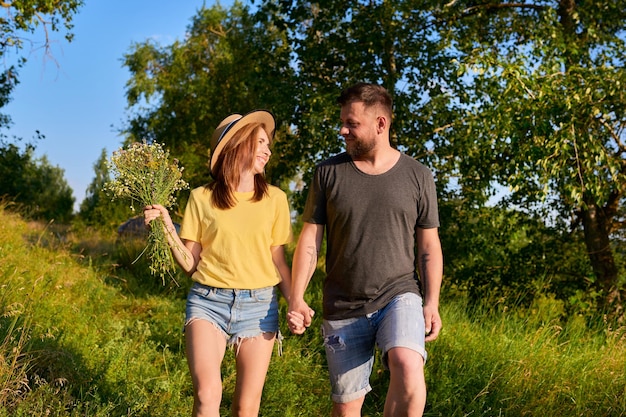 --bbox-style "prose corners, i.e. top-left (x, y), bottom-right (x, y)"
top-left (271, 244), bottom-right (292, 302)
top-left (144, 204), bottom-right (201, 276)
